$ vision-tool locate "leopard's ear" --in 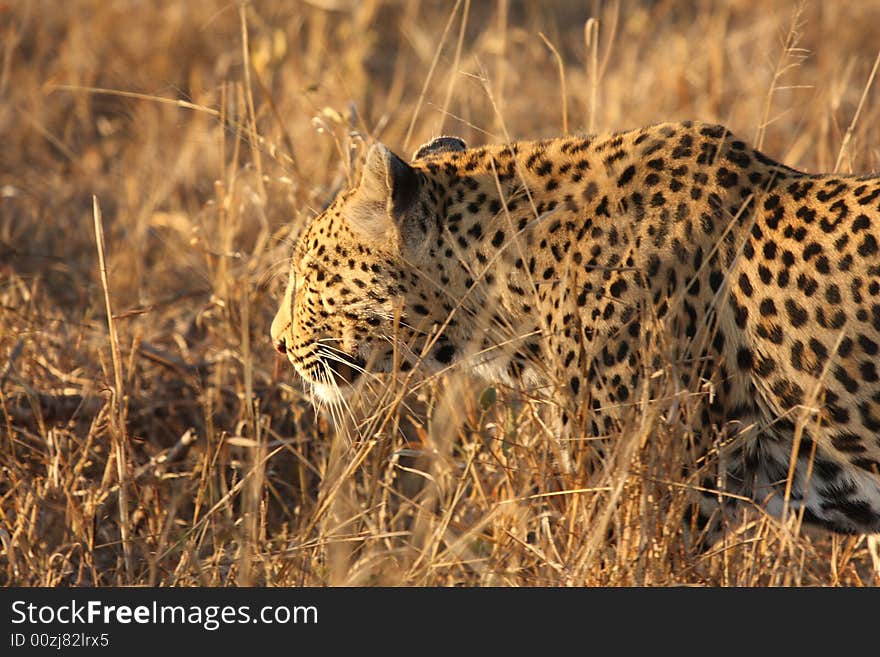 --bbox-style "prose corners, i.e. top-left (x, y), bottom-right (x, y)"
top-left (348, 143), bottom-right (421, 240)
top-left (412, 135), bottom-right (467, 161)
